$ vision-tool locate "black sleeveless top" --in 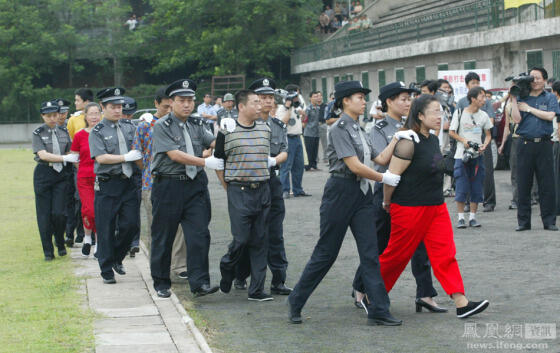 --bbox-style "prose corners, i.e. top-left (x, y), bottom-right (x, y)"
top-left (391, 133), bottom-right (444, 206)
